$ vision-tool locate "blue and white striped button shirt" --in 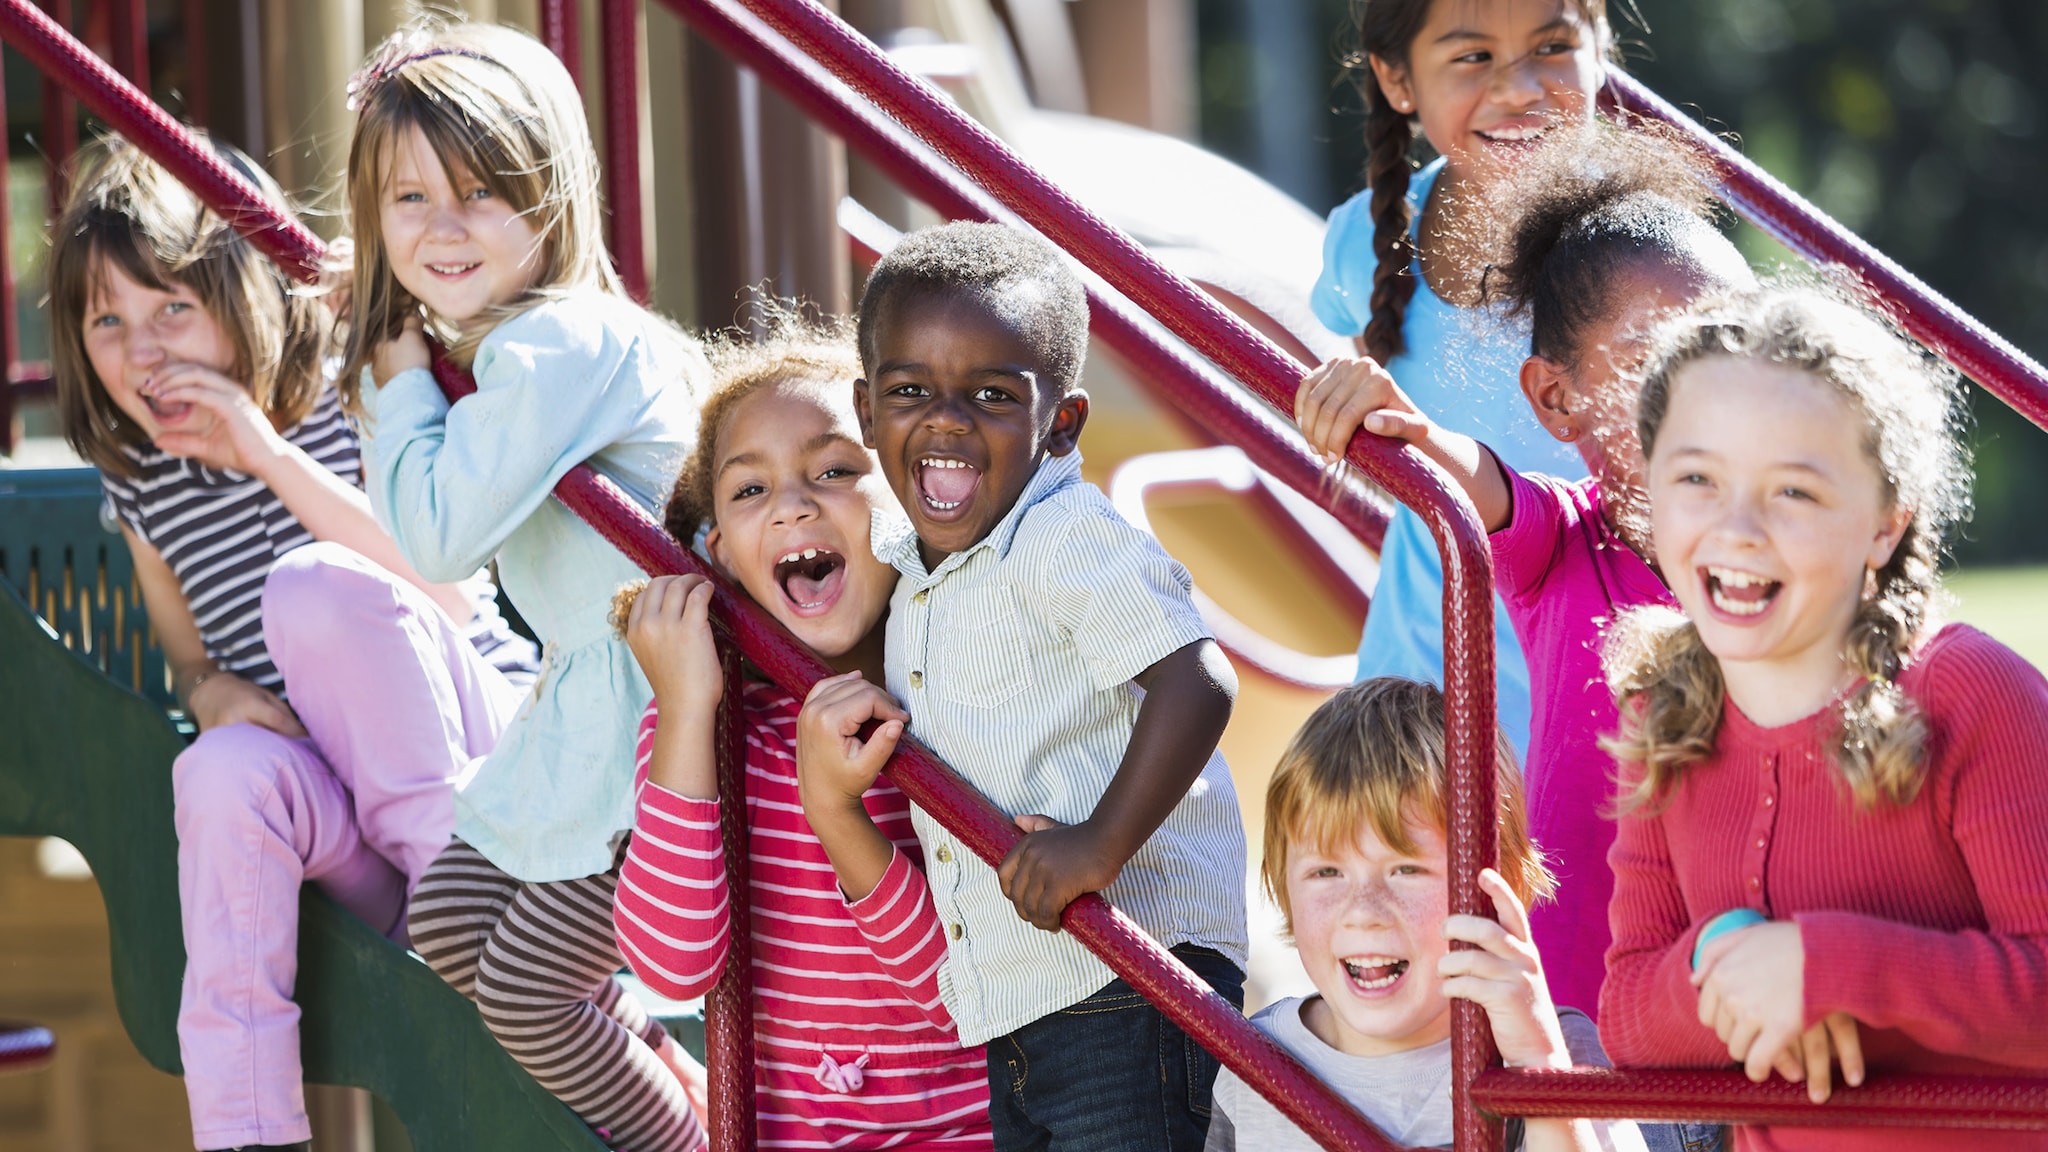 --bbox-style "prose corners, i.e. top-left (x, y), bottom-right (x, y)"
top-left (877, 450), bottom-right (1250, 1047)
